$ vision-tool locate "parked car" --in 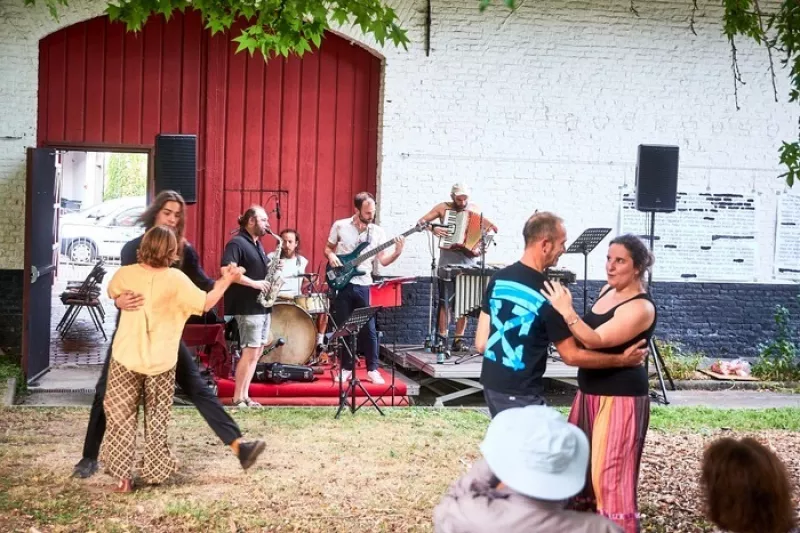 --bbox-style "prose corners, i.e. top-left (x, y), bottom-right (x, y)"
top-left (59, 196), bottom-right (146, 263)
